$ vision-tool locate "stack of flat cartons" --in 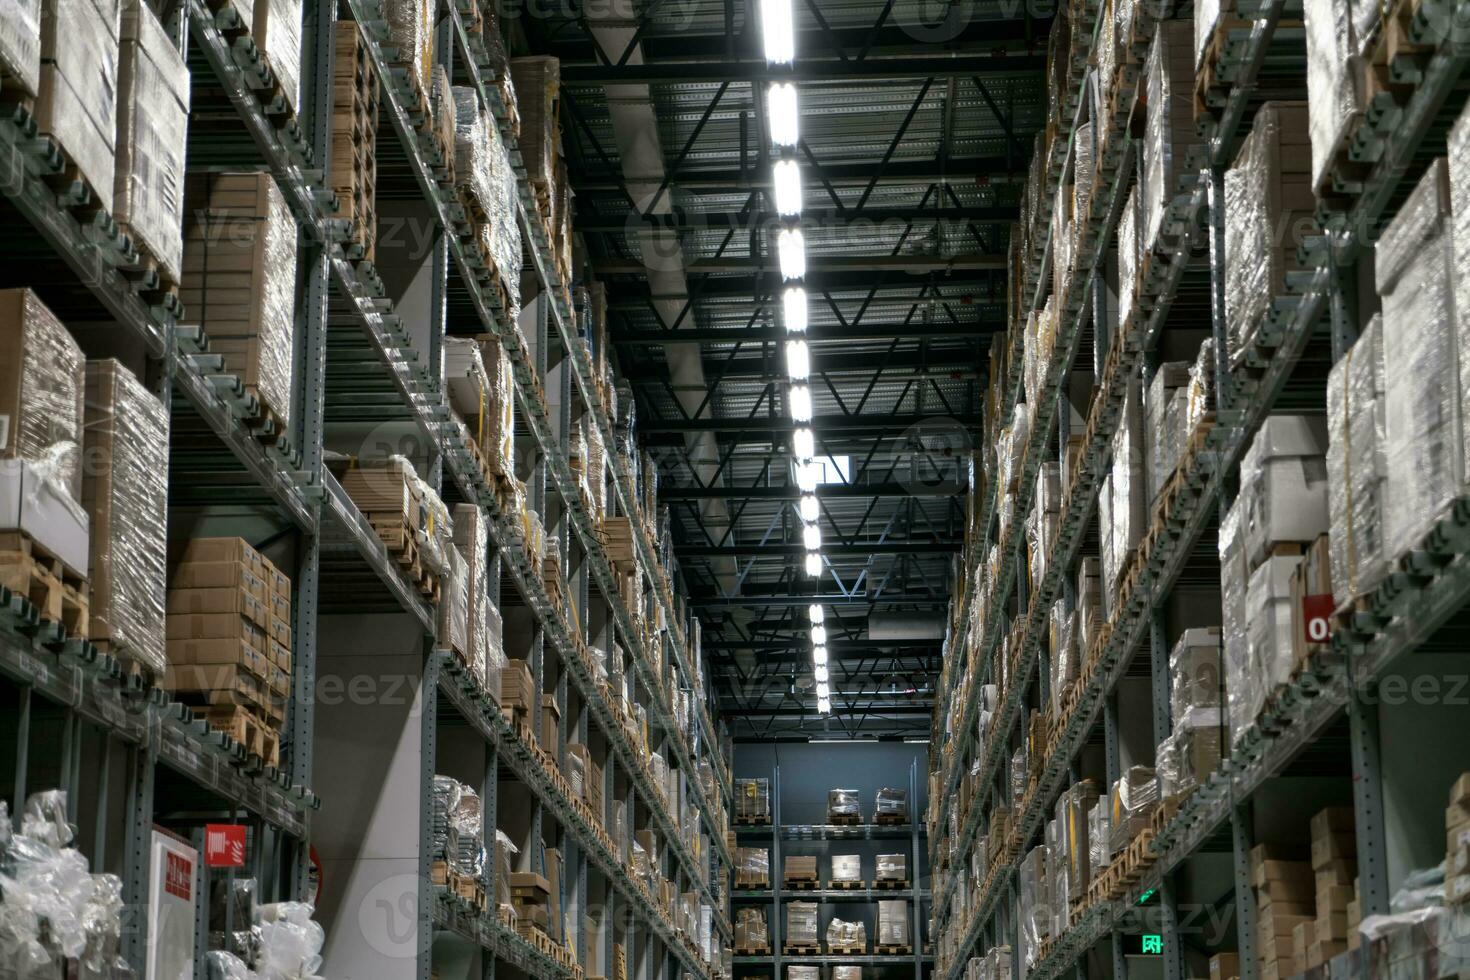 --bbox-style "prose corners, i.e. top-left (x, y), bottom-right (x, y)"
top-left (1450, 774), bottom-right (1470, 904)
top-left (509, 870), bottom-right (551, 932)
top-left (331, 22), bottom-right (377, 262)
top-left (602, 516), bottom-right (636, 572)
top-left (783, 855), bottom-right (818, 886)
top-left (500, 659), bottom-right (534, 726)
top-left (166, 537), bottom-right (291, 764)
top-left (37, 0), bottom-right (119, 212)
top-left (509, 56), bottom-right (560, 225)
top-left (1305, 806), bottom-right (1356, 967)
top-left (335, 458), bottom-right (442, 599)
top-left (1250, 844), bottom-right (1313, 980)
top-left (1209, 952), bottom-right (1239, 980)
top-left (180, 172), bottom-right (299, 432)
